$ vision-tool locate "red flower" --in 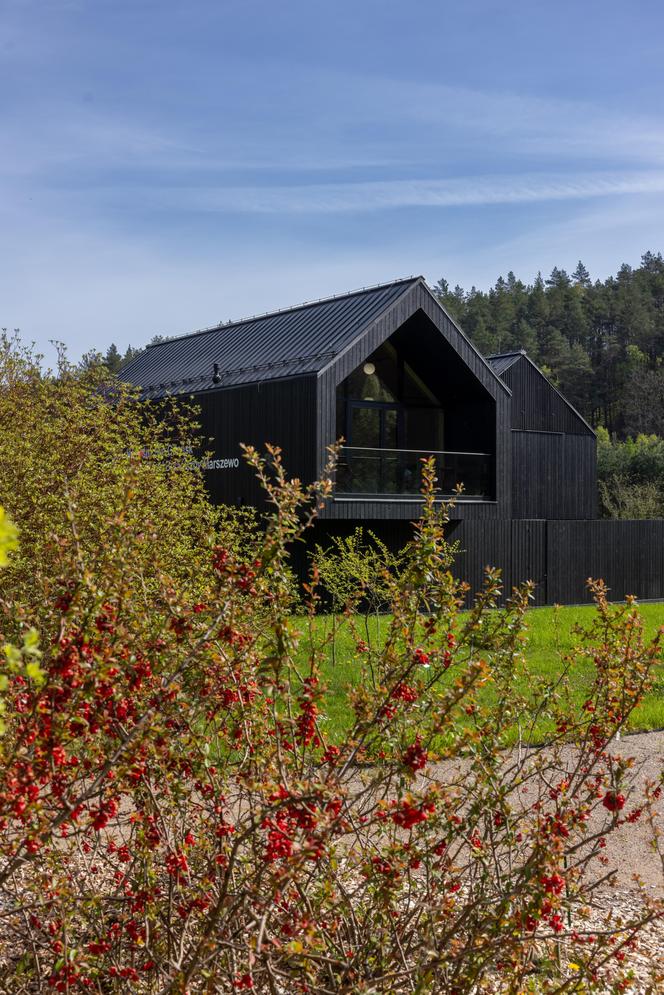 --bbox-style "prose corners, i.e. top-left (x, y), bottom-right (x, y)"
top-left (165, 850), bottom-right (189, 880)
top-left (602, 791), bottom-right (626, 813)
top-left (90, 798), bottom-right (118, 832)
top-left (234, 973), bottom-right (254, 989)
top-left (51, 746), bottom-right (66, 767)
top-left (541, 873), bottom-right (565, 895)
top-left (212, 547), bottom-right (229, 571)
top-left (391, 683), bottom-right (418, 703)
top-left (392, 799), bottom-right (435, 830)
top-left (322, 745), bottom-right (340, 765)
top-left (402, 737), bottom-right (427, 773)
